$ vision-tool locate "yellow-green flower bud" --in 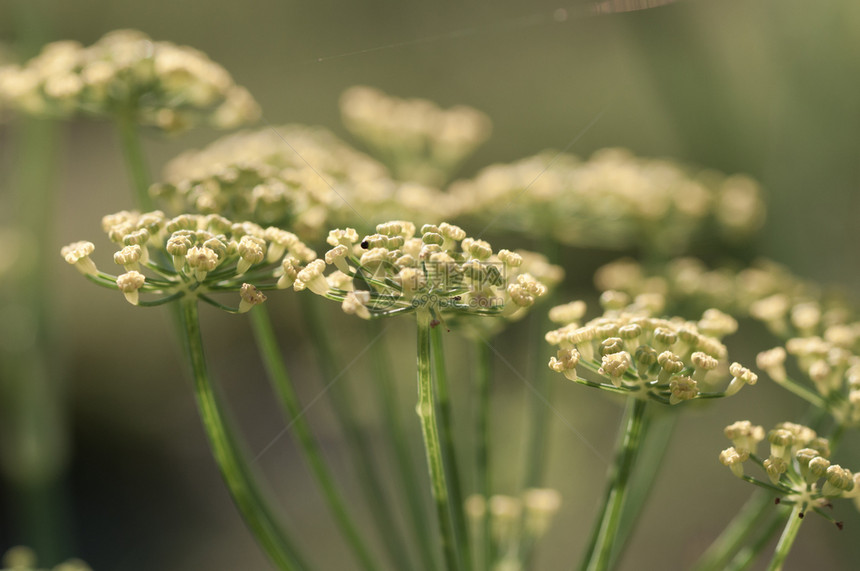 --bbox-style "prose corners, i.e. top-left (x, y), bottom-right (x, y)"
top-left (548, 301), bottom-right (586, 324)
top-left (669, 375), bottom-right (698, 405)
top-left (342, 290), bottom-right (371, 320)
top-left (548, 348), bottom-right (580, 381)
top-left (600, 337), bottom-right (625, 357)
top-left (724, 421), bottom-right (765, 455)
top-left (294, 259), bottom-right (330, 296)
top-left (599, 351), bottom-right (631, 387)
top-left (61, 241), bottom-right (97, 276)
top-left (822, 465), bottom-right (855, 496)
top-left (720, 447), bottom-right (746, 478)
top-left (767, 428), bottom-right (795, 459)
top-left (763, 456), bottom-right (787, 484)
top-left (756, 347), bottom-right (787, 383)
top-left (186, 245), bottom-right (219, 281)
top-left (237, 235), bottom-right (266, 274)
top-left (726, 362), bottom-right (758, 396)
top-left (116, 270), bottom-right (146, 305)
top-left (599, 290), bottom-right (629, 311)
top-left (238, 283), bottom-right (266, 313)
top-left (325, 244), bottom-right (351, 274)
